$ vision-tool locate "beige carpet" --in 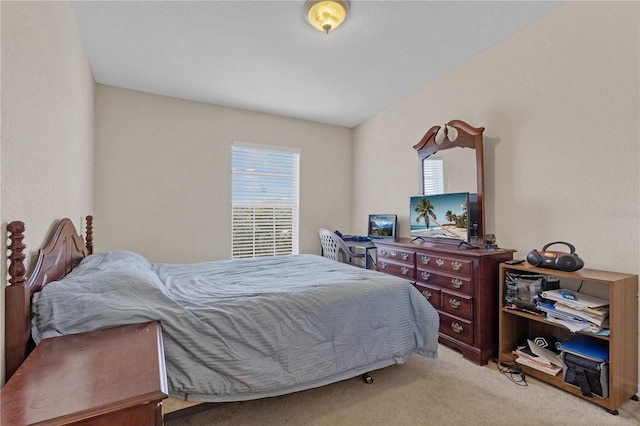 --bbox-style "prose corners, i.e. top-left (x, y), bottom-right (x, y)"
top-left (164, 344), bottom-right (639, 425)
